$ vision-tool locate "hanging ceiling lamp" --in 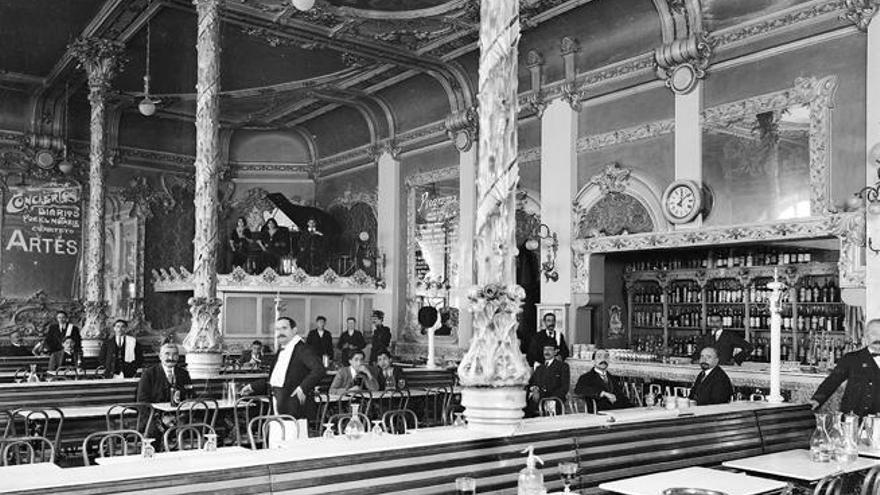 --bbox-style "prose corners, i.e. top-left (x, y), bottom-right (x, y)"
top-left (57, 82), bottom-right (74, 175)
top-left (291, 0), bottom-right (315, 12)
top-left (138, 21), bottom-right (161, 117)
